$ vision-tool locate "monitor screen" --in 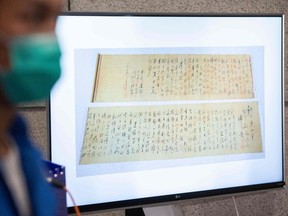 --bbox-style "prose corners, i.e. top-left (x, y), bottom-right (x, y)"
top-left (49, 13), bottom-right (284, 213)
